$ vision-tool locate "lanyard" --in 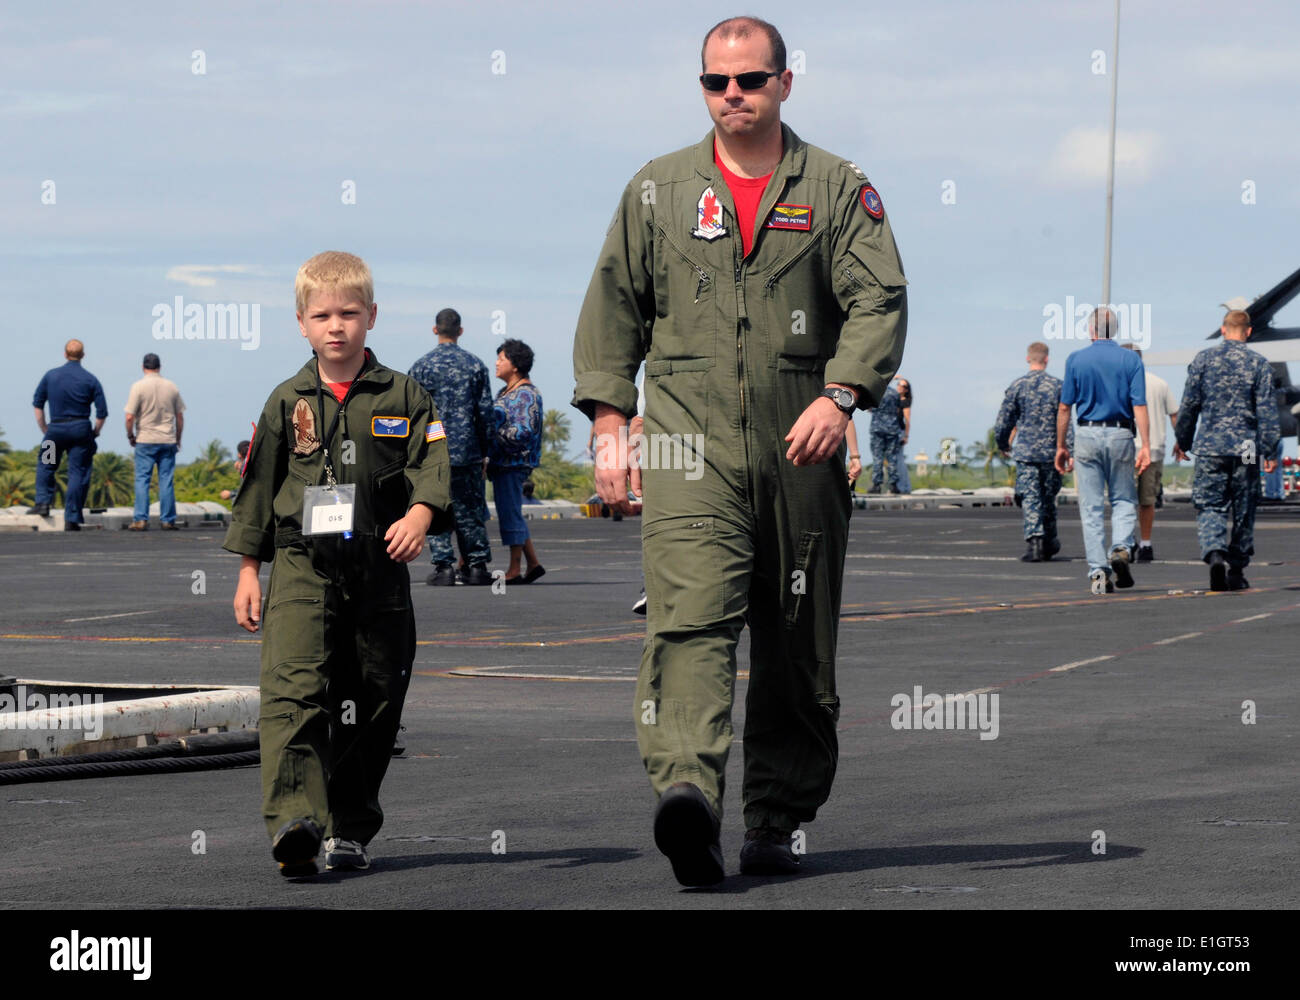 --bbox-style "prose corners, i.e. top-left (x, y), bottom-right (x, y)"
top-left (314, 357), bottom-right (360, 488)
